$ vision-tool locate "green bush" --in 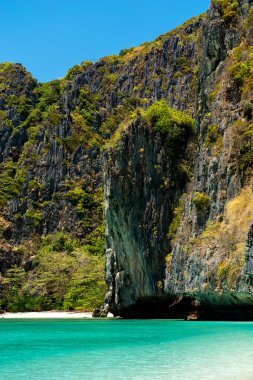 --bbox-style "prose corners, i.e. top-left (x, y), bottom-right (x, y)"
top-left (65, 64), bottom-right (87, 80)
top-left (0, 161), bottom-right (26, 207)
top-left (146, 99), bottom-right (194, 134)
top-left (0, 110), bottom-right (7, 125)
top-left (205, 124), bottom-right (223, 148)
top-left (242, 102), bottom-right (253, 120)
top-left (0, 62), bottom-right (12, 74)
top-left (24, 210), bottom-right (43, 228)
top-left (65, 187), bottom-right (94, 214)
top-left (39, 232), bottom-right (77, 254)
top-left (63, 111), bottom-right (103, 153)
top-left (228, 45), bottom-right (253, 89)
top-left (175, 57), bottom-right (191, 74)
top-left (83, 224), bottom-right (105, 256)
top-left (193, 192), bottom-right (211, 212)
top-left (65, 187), bottom-right (88, 204)
top-left (168, 194), bottom-right (187, 239)
top-left (229, 62), bottom-right (251, 85)
top-left (28, 179), bottom-right (44, 192)
top-left (34, 80), bottom-right (61, 112)
top-left (42, 104), bottom-right (62, 126)
top-left (146, 99), bottom-right (195, 156)
top-left (119, 47), bottom-right (134, 57)
top-left (212, 0), bottom-right (239, 24)
top-left (65, 61), bottom-right (92, 80)
top-left (29, 246), bottom-right (105, 311)
top-left (63, 132), bottom-right (81, 153)
top-left (0, 229), bottom-right (106, 312)
top-left (62, 251), bottom-right (106, 310)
